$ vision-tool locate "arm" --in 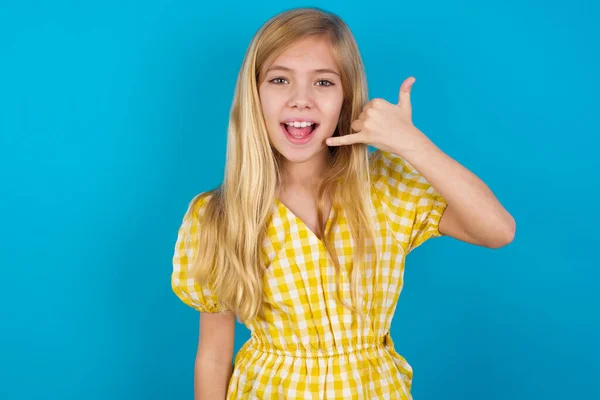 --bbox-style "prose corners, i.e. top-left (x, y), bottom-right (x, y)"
top-left (194, 311), bottom-right (236, 400)
top-left (326, 77), bottom-right (515, 249)
top-left (400, 135), bottom-right (516, 248)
